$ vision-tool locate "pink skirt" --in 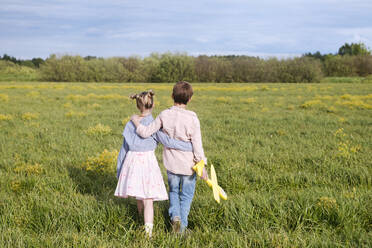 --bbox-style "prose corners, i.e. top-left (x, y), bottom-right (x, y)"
top-left (114, 151), bottom-right (168, 201)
